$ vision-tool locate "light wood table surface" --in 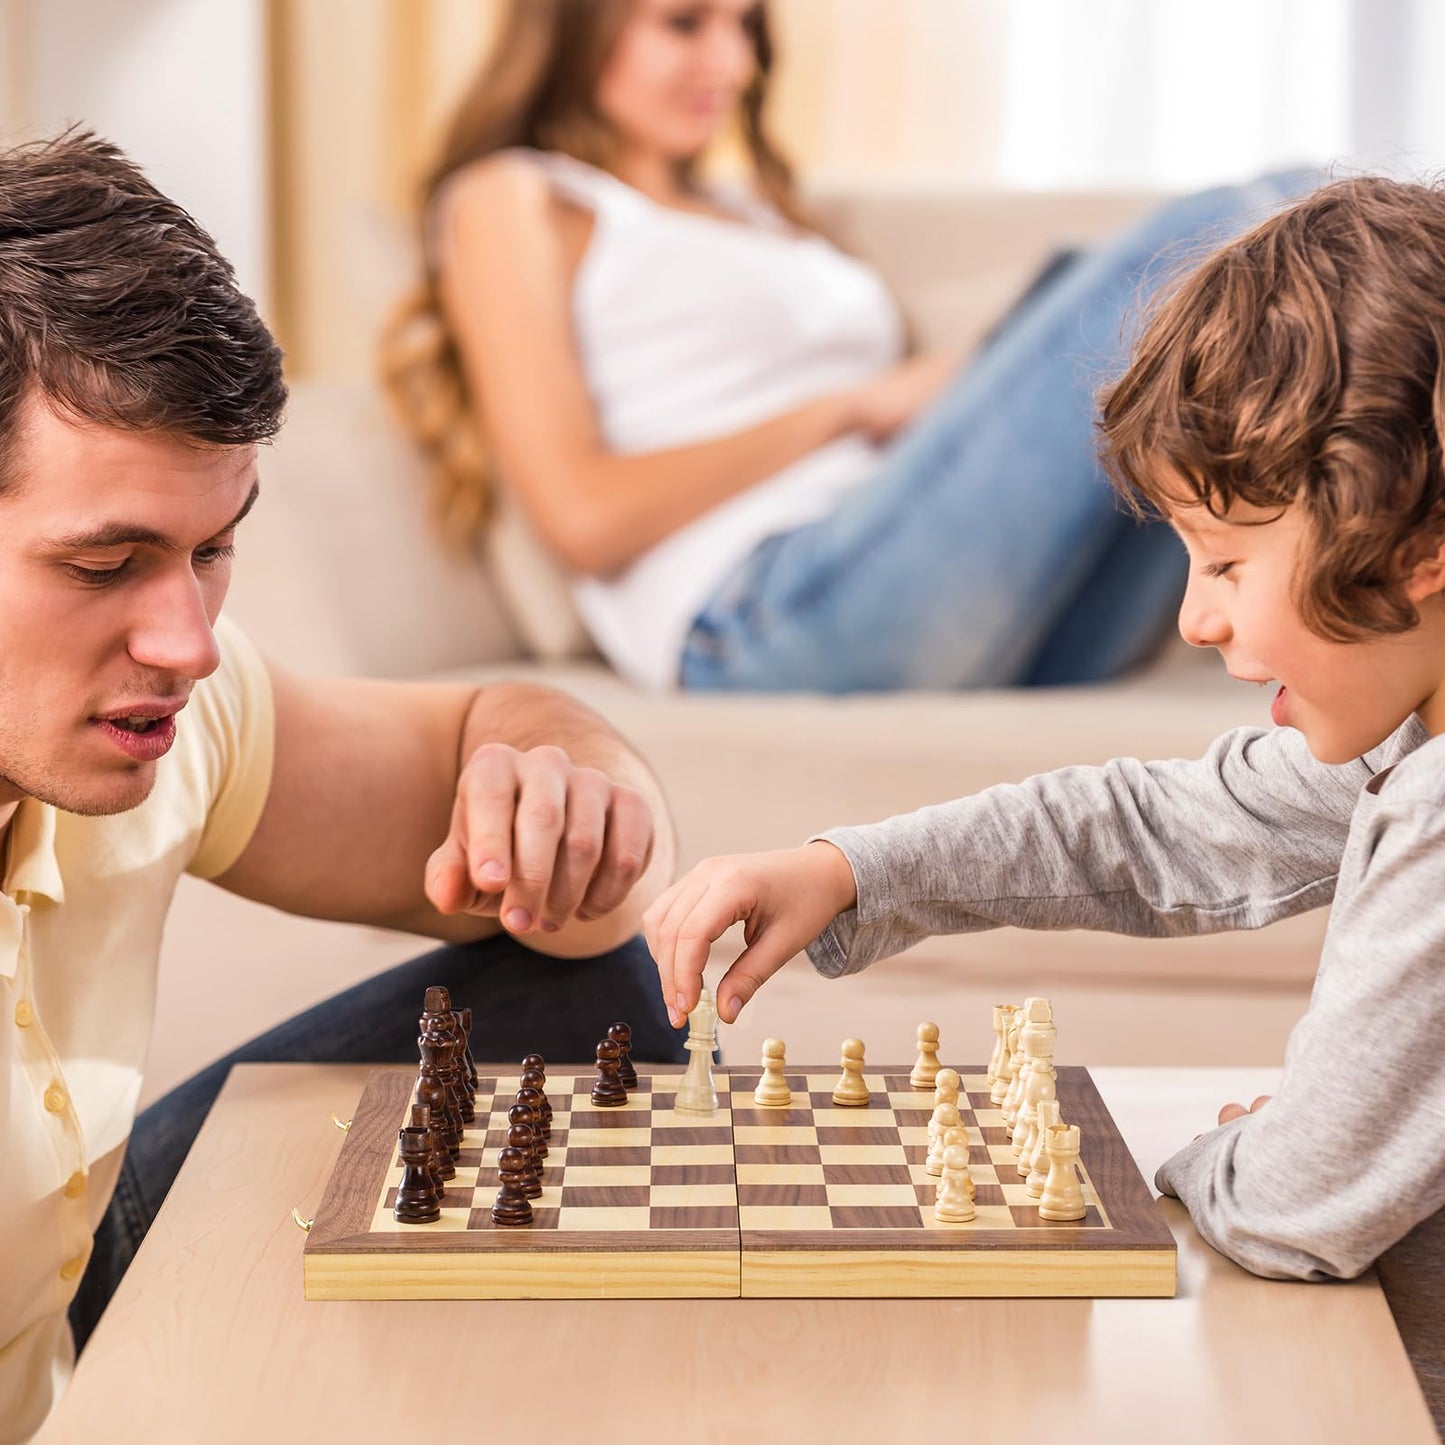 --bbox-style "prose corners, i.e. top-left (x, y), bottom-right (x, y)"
top-left (42, 1063), bottom-right (1435, 1444)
